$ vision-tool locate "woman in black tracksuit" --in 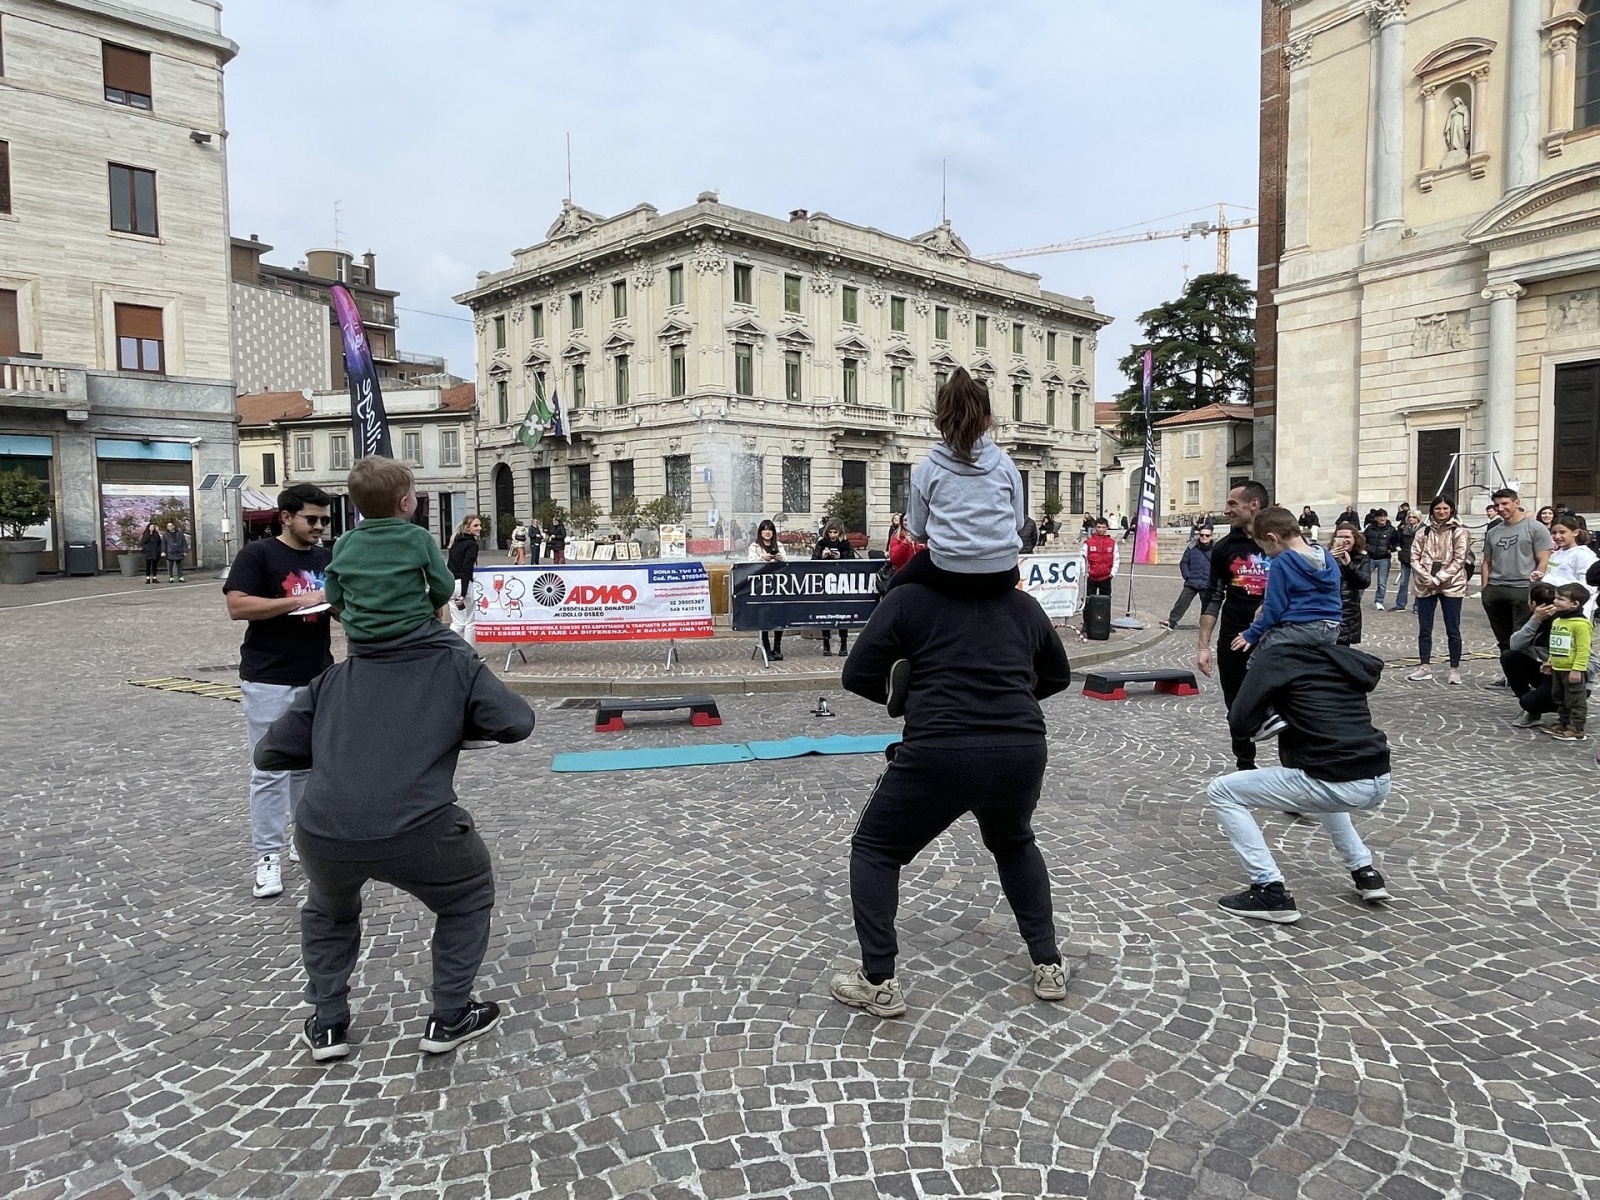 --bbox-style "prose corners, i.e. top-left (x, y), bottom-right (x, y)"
top-left (834, 571), bottom-right (1072, 1017)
